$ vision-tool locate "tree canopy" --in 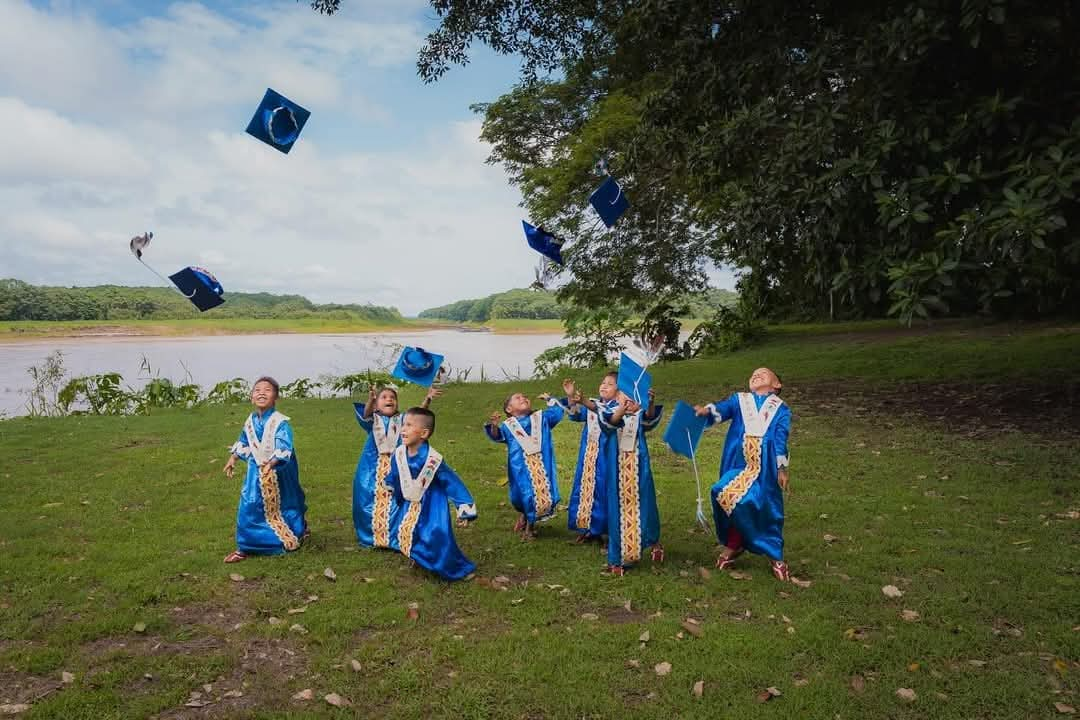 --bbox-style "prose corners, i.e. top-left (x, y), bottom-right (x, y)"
top-left (312, 0), bottom-right (1080, 323)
